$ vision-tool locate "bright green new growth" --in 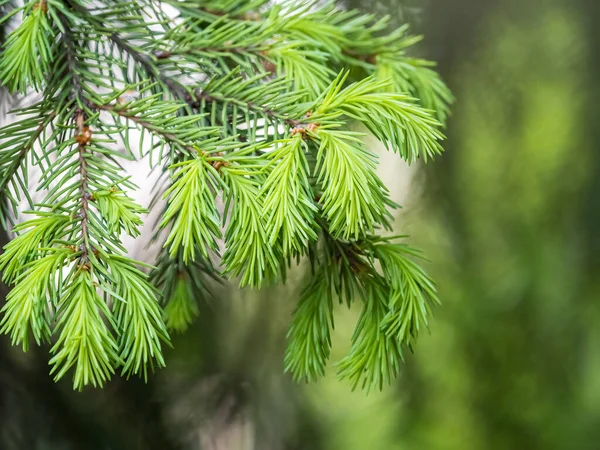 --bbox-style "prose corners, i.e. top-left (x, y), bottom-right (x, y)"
top-left (0, 0), bottom-right (452, 391)
top-left (315, 128), bottom-right (392, 239)
top-left (0, 4), bottom-right (53, 93)
top-left (161, 157), bottom-right (222, 263)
